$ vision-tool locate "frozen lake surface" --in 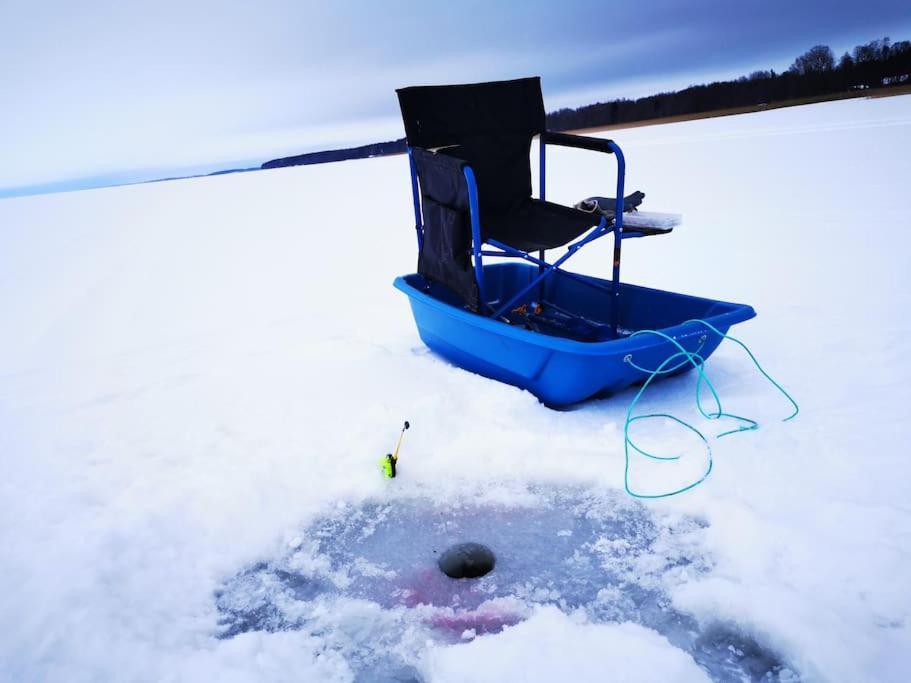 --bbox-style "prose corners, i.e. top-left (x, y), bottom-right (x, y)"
top-left (1, 95), bottom-right (910, 681)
